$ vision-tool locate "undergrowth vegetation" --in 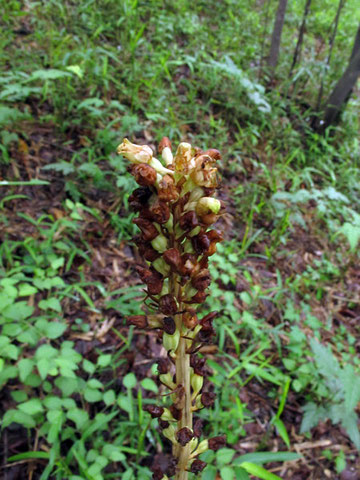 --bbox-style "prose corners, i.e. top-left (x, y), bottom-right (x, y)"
top-left (0, 1), bottom-right (359, 479)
